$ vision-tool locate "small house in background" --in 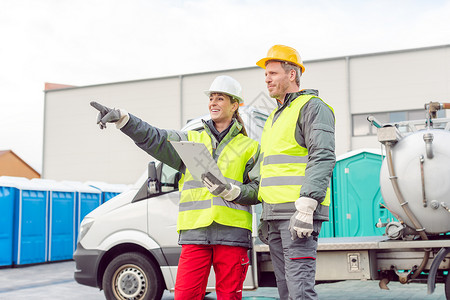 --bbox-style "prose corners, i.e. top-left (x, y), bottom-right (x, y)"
top-left (0, 150), bottom-right (40, 179)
